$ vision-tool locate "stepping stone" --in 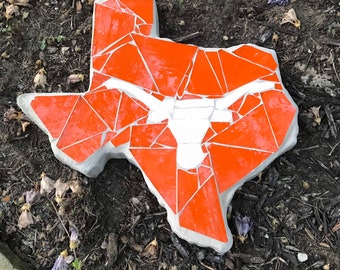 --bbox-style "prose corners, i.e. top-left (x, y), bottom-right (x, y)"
top-left (0, 242), bottom-right (32, 270)
top-left (17, 0), bottom-right (298, 253)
